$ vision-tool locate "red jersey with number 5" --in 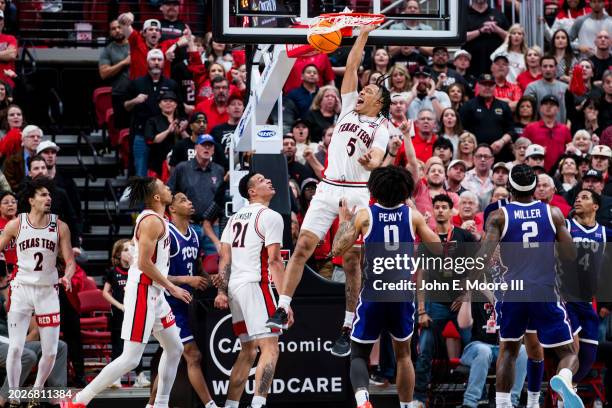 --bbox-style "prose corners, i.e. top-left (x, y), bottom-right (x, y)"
top-left (322, 91), bottom-right (390, 184)
top-left (14, 213), bottom-right (59, 285)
